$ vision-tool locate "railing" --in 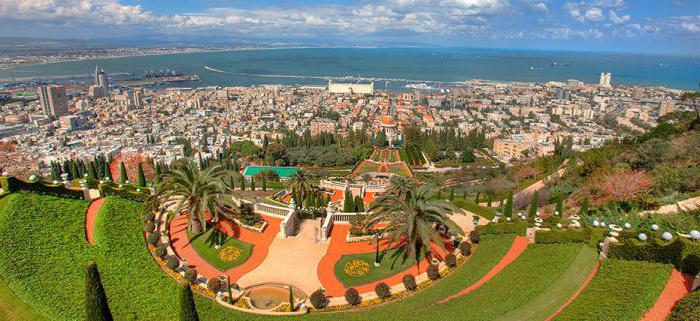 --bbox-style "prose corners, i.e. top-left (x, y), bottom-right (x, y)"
top-left (254, 202), bottom-right (291, 218)
top-left (332, 211), bottom-right (369, 223)
top-left (321, 210), bottom-right (334, 241)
